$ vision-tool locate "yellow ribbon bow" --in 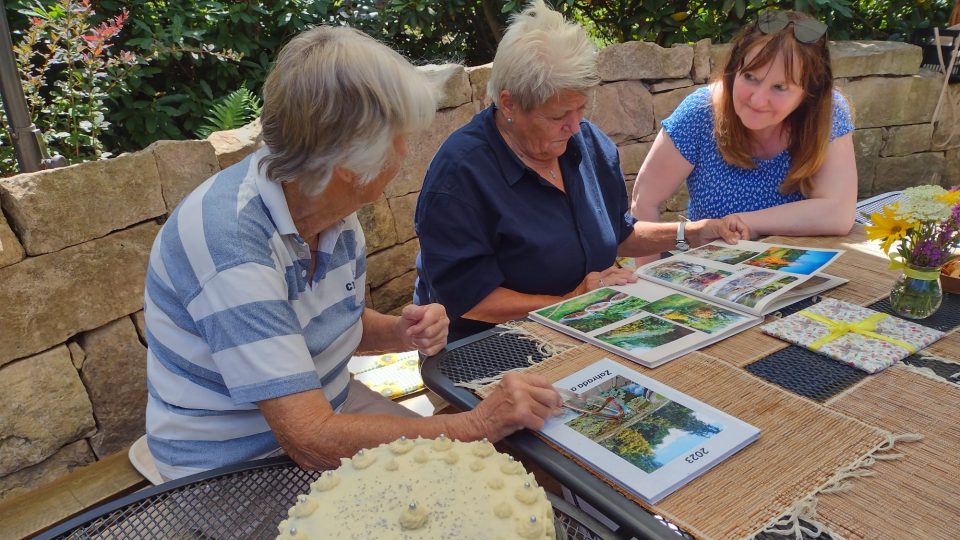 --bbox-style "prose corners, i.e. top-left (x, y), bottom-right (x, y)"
top-left (888, 254), bottom-right (942, 281)
top-left (798, 310), bottom-right (917, 353)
